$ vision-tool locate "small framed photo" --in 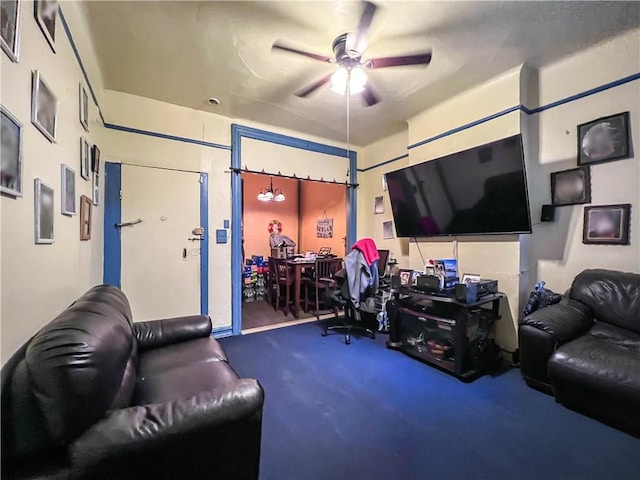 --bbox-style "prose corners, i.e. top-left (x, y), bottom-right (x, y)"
top-left (31, 70), bottom-right (58, 143)
top-left (374, 195), bottom-right (384, 214)
top-left (382, 220), bottom-right (394, 239)
top-left (551, 166), bottom-right (591, 206)
top-left (92, 172), bottom-right (99, 206)
top-left (382, 174), bottom-right (388, 191)
top-left (461, 273), bottom-right (482, 284)
top-left (79, 83), bottom-right (89, 132)
top-left (34, 0), bottom-right (57, 52)
top-left (410, 270), bottom-right (421, 286)
top-left (91, 144), bottom-right (100, 173)
top-left (80, 194), bottom-right (92, 240)
top-left (399, 269), bottom-right (413, 287)
top-left (80, 137), bottom-right (90, 180)
top-left (578, 112), bottom-right (631, 166)
top-left (61, 164), bottom-right (76, 216)
top-left (1, 106), bottom-right (23, 197)
top-left (1, 0), bottom-right (21, 62)
top-left (583, 204), bottom-right (631, 245)
top-left (34, 178), bottom-right (54, 244)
